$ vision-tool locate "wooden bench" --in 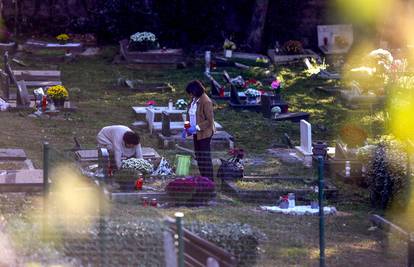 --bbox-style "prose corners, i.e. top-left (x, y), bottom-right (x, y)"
top-left (165, 217), bottom-right (237, 267)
